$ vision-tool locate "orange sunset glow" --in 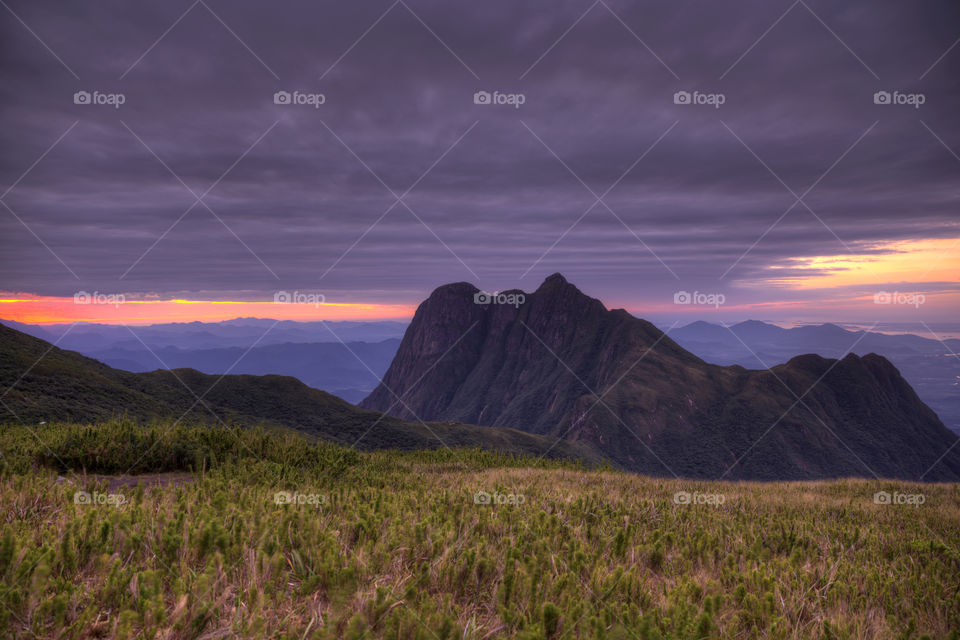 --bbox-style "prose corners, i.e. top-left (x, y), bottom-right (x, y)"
top-left (0, 296), bottom-right (417, 325)
top-left (761, 237), bottom-right (960, 289)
